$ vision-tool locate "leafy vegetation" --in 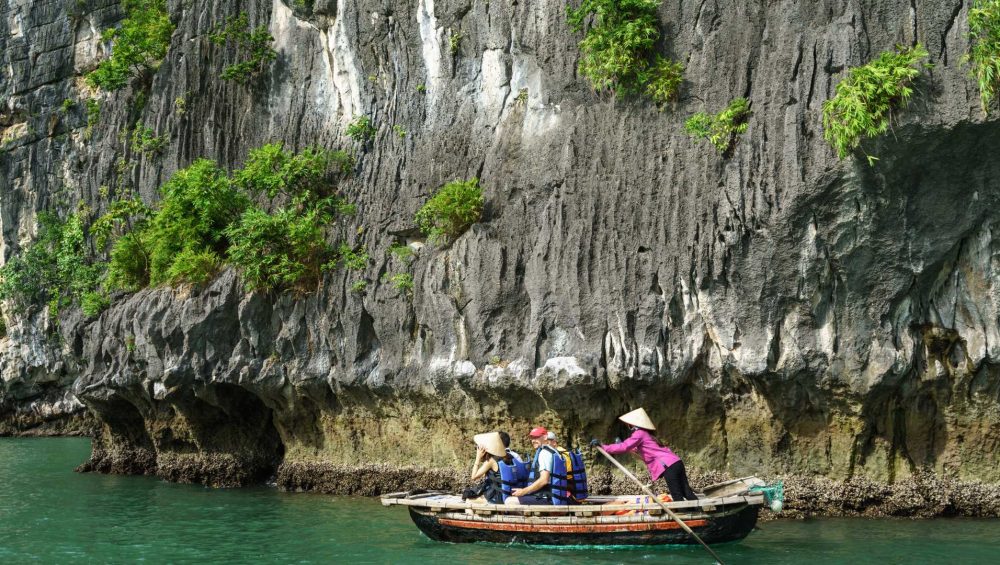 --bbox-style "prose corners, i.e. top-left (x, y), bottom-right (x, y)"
top-left (91, 197), bottom-right (152, 249)
top-left (226, 204), bottom-right (332, 292)
top-left (103, 144), bottom-right (358, 294)
top-left (99, 163), bottom-right (238, 290)
top-left (515, 88), bottom-right (528, 106)
top-left (130, 124), bottom-right (167, 155)
top-left (642, 56), bottom-right (685, 108)
top-left (385, 272), bottom-right (414, 294)
top-left (144, 160), bottom-right (247, 286)
top-left (388, 242), bottom-right (414, 262)
top-left (966, 0), bottom-right (1000, 111)
top-left (85, 100), bottom-right (100, 139)
top-left (566, 0), bottom-right (684, 106)
top-left (415, 178), bottom-right (483, 244)
top-left (210, 13), bottom-right (278, 84)
top-left (346, 115), bottom-right (376, 142)
top-left (684, 97), bottom-right (752, 153)
top-left (226, 144), bottom-right (356, 292)
top-left (232, 143), bottom-right (353, 198)
top-left (81, 292), bottom-right (110, 318)
top-left (822, 44), bottom-right (930, 165)
top-left (87, 0), bottom-right (175, 91)
top-left (106, 232), bottom-right (151, 291)
top-left (332, 244), bottom-right (368, 272)
top-left (93, 196), bottom-right (153, 292)
top-left (449, 30), bottom-right (464, 54)
top-left (0, 141), bottom-right (361, 325)
top-left (0, 212), bottom-right (104, 317)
